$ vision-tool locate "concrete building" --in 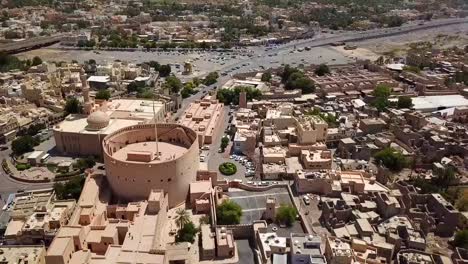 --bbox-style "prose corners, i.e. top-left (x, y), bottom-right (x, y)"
top-left (45, 173), bottom-right (172, 264)
top-left (178, 95), bottom-right (225, 146)
top-left (300, 150), bottom-right (332, 170)
top-left (375, 192), bottom-right (402, 219)
top-left (295, 115), bottom-right (328, 144)
top-left (359, 118), bottom-right (387, 134)
top-left (325, 236), bottom-right (353, 264)
top-left (257, 231), bottom-right (287, 263)
top-left (3, 189), bottom-right (76, 245)
top-left (216, 227), bottom-right (235, 258)
top-left (102, 123), bottom-right (199, 207)
top-left (307, 66), bottom-right (397, 94)
top-left (233, 129), bottom-right (257, 155)
top-left (190, 180), bottom-right (212, 214)
top-left (290, 234), bottom-right (326, 264)
top-left (0, 114), bottom-right (19, 143)
top-left (221, 78), bottom-right (269, 92)
top-left (0, 245), bottom-right (46, 264)
top-left (201, 224), bottom-right (215, 260)
top-left (294, 170), bottom-right (388, 195)
top-left (53, 99), bottom-right (166, 157)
